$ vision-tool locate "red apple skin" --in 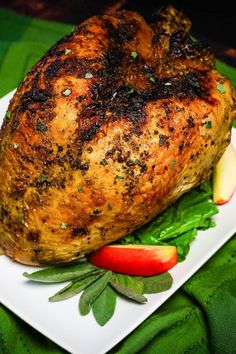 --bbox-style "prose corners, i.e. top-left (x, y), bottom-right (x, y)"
top-left (216, 194), bottom-right (234, 205)
top-left (87, 245), bottom-right (178, 276)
